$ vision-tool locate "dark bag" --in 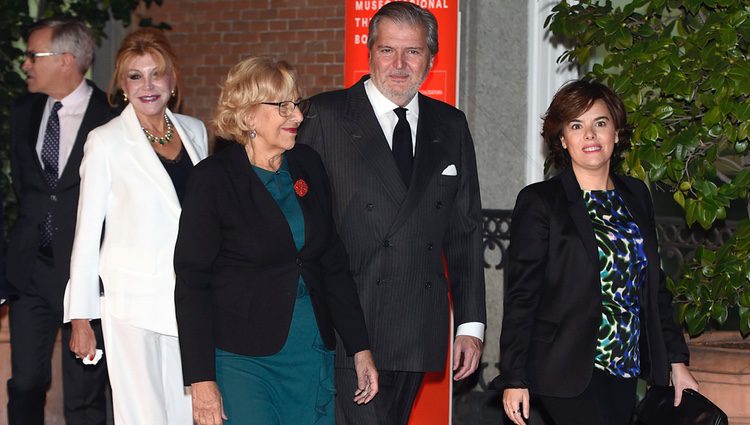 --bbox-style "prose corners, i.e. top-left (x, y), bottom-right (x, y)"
top-left (631, 386), bottom-right (728, 425)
